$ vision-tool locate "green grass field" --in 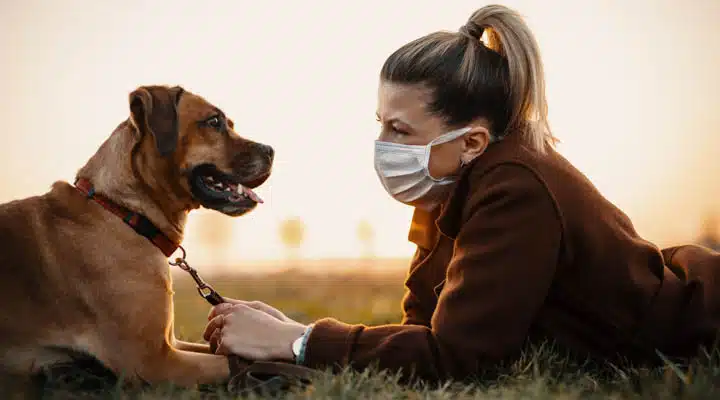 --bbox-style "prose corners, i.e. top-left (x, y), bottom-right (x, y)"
top-left (26, 269), bottom-right (720, 399)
